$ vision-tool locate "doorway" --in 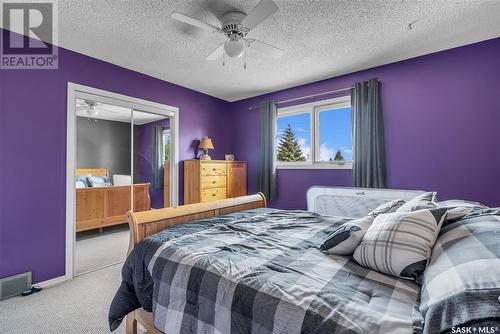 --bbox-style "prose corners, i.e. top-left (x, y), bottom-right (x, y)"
top-left (66, 83), bottom-right (179, 280)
